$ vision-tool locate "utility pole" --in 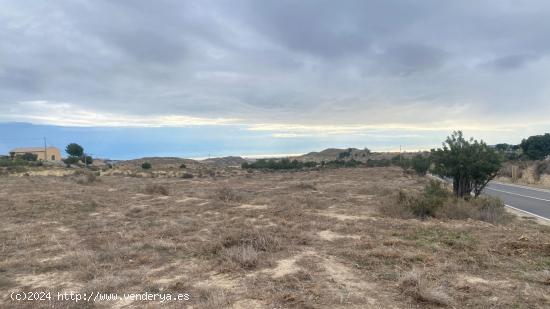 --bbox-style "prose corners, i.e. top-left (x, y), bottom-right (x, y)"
top-left (399, 145), bottom-right (402, 164)
top-left (43, 137), bottom-right (48, 161)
